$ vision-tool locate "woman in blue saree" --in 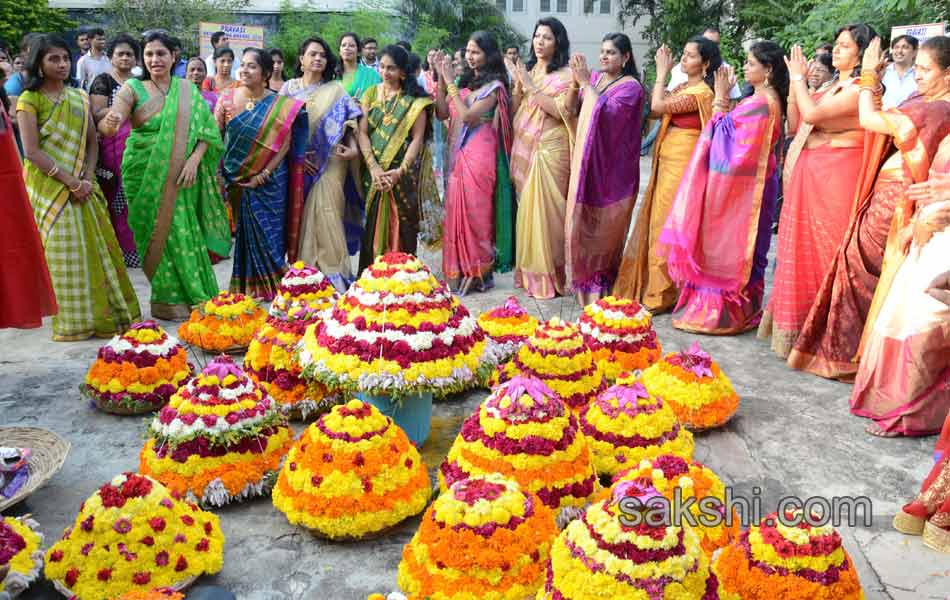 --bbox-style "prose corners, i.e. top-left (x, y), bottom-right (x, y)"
top-left (215, 48), bottom-right (304, 299)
